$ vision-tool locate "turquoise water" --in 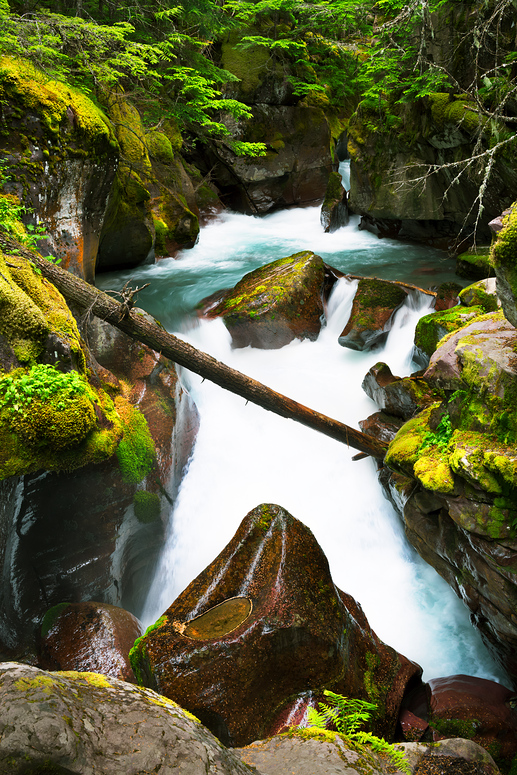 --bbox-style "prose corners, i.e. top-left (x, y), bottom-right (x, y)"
top-left (97, 182), bottom-right (507, 685)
